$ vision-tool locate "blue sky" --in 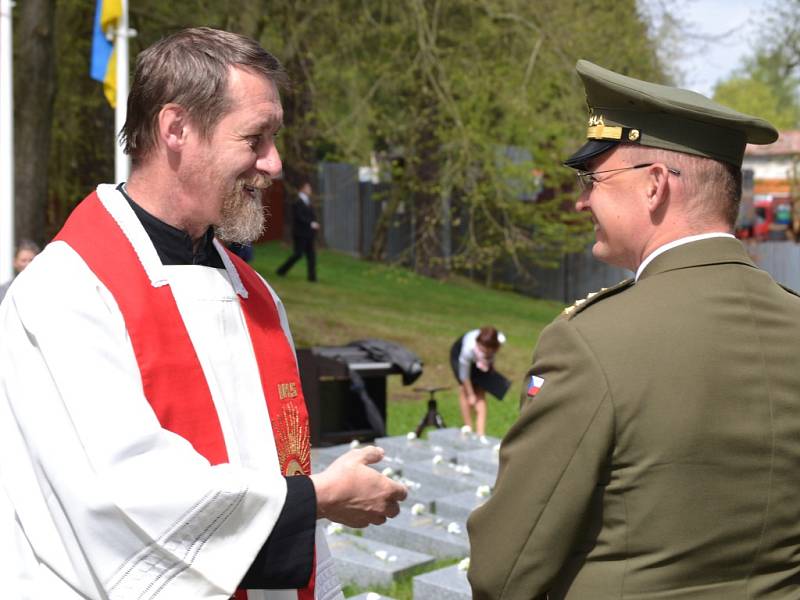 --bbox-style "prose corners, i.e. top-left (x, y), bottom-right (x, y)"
top-left (671, 0), bottom-right (762, 96)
